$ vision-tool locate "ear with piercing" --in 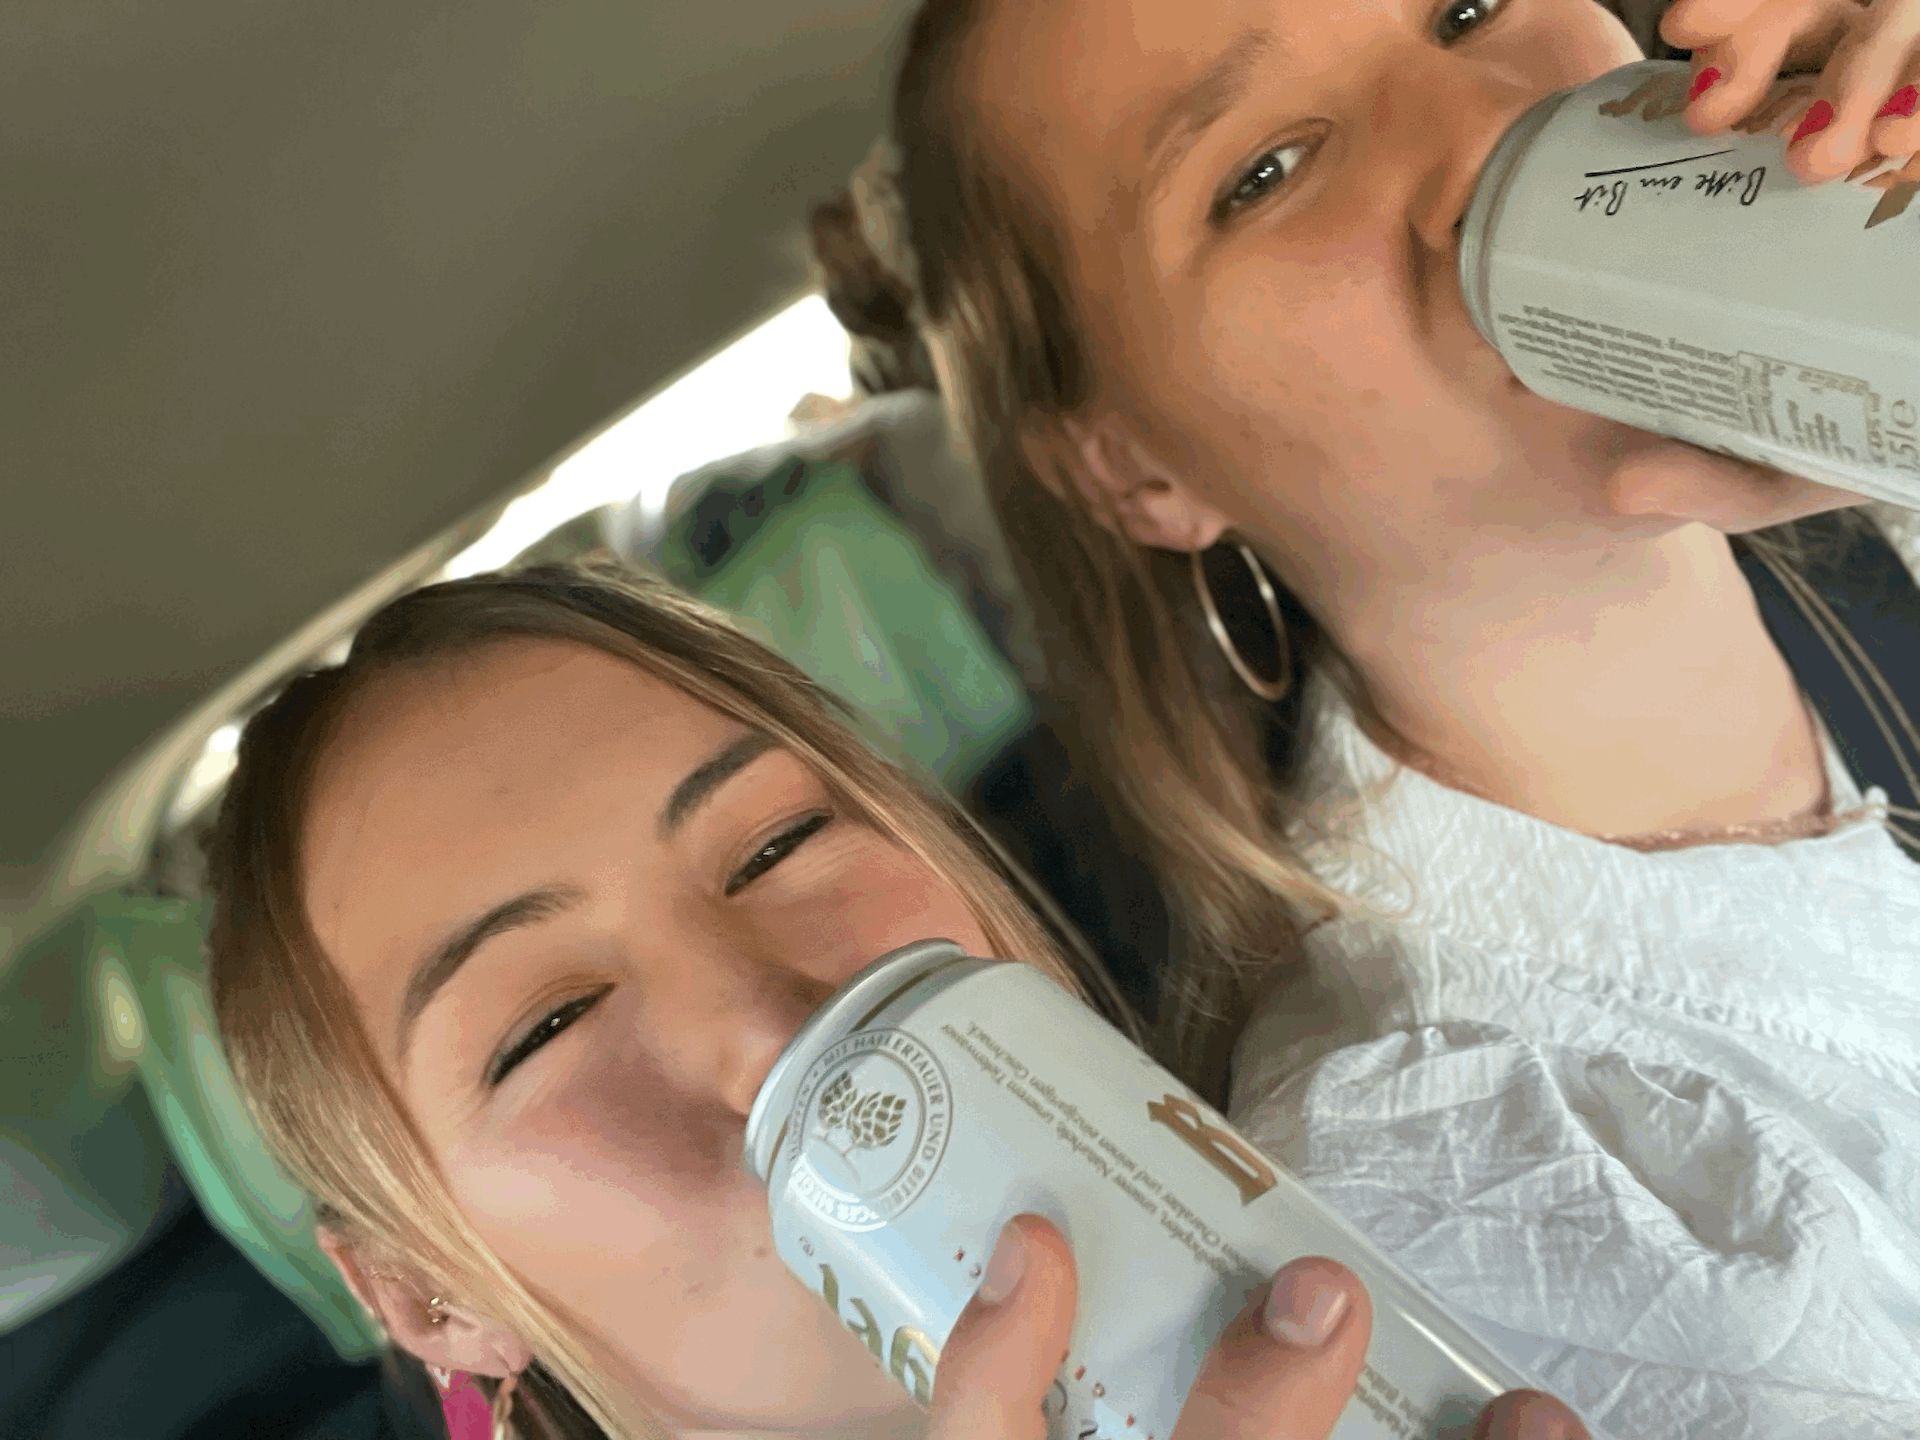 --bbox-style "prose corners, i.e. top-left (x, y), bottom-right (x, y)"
top-left (367, 1267), bottom-right (454, 1326)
